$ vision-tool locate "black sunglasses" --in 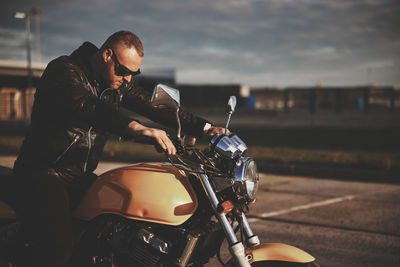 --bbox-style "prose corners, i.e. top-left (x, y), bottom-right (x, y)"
top-left (109, 48), bottom-right (141, 77)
